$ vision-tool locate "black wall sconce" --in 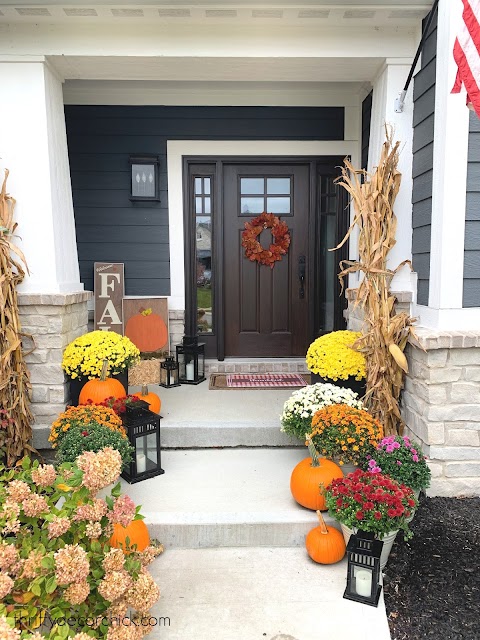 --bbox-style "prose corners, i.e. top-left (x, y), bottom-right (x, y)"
top-left (129, 155), bottom-right (160, 201)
